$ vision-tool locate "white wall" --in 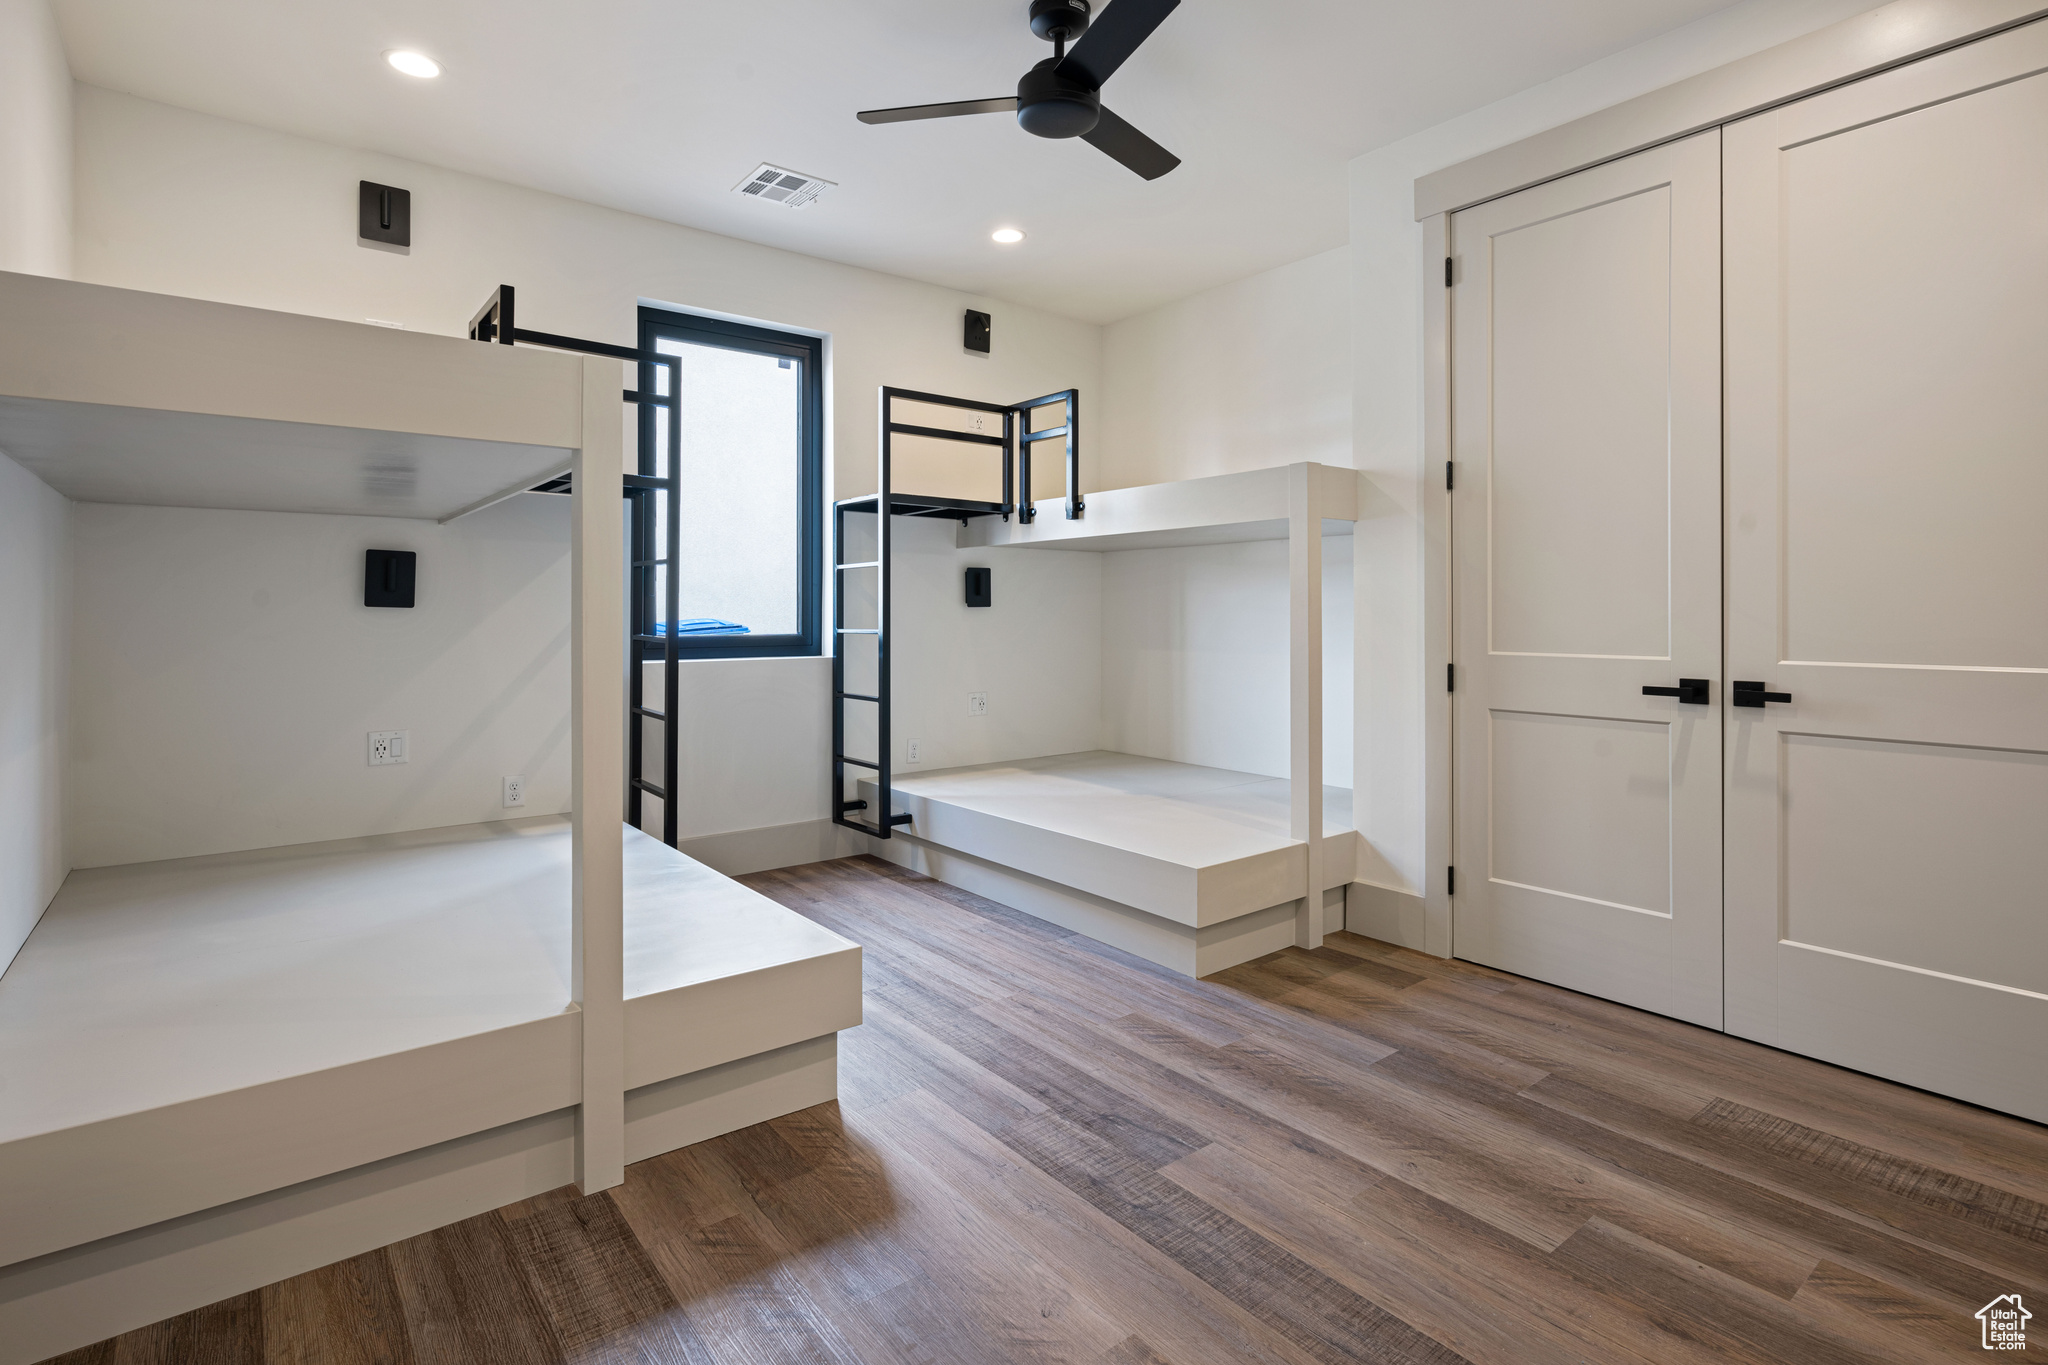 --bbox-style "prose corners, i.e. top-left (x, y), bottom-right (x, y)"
top-left (1090, 247), bottom-right (1355, 801)
top-left (72, 87), bottom-right (1098, 504)
top-left (1098, 247), bottom-right (1351, 493)
top-left (638, 523), bottom-right (1103, 834)
top-left (72, 86), bottom-right (1101, 846)
top-left (872, 521), bottom-right (1352, 796)
top-left (1102, 536), bottom-right (1352, 787)
top-left (1344, 0), bottom-right (1887, 912)
top-left (0, 0), bottom-right (71, 277)
top-left (0, 0), bottom-right (76, 960)
top-left (890, 519), bottom-right (1104, 776)
top-left (0, 454), bottom-right (69, 971)
top-left (70, 497), bottom-right (572, 868)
